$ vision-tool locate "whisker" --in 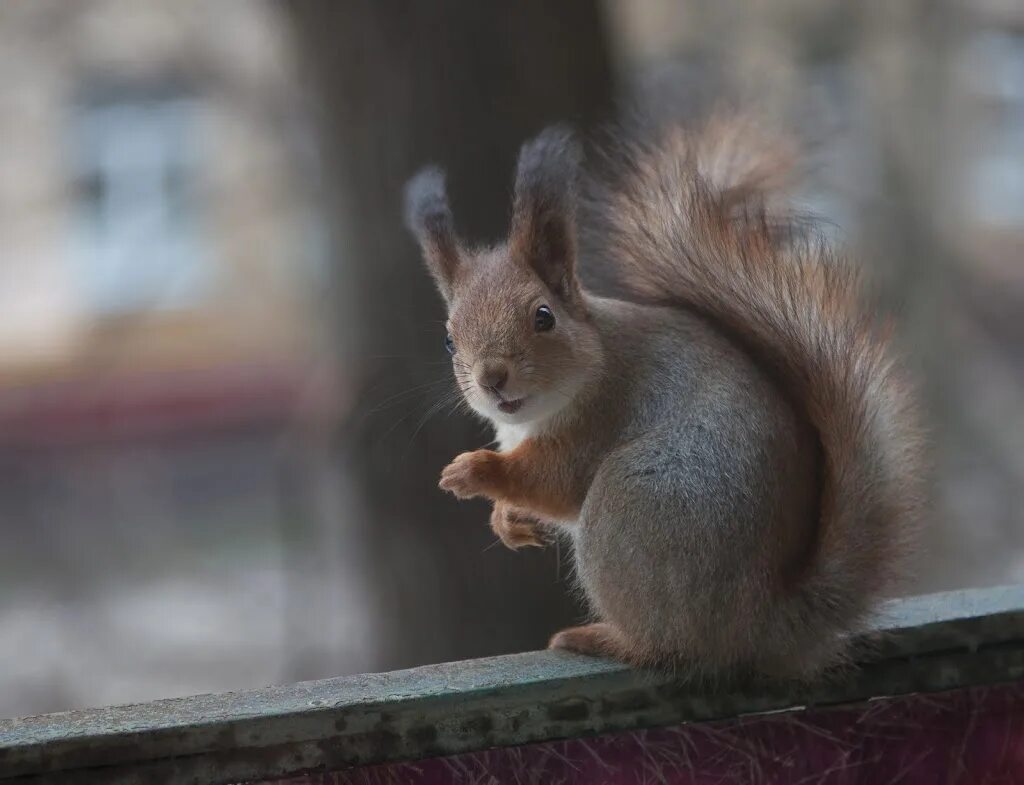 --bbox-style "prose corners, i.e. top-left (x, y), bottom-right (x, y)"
top-left (363, 378), bottom-right (457, 416)
top-left (404, 392), bottom-right (463, 451)
top-left (377, 387), bottom-right (461, 443)
top-left (482, 537), bottom-right (505, 553)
